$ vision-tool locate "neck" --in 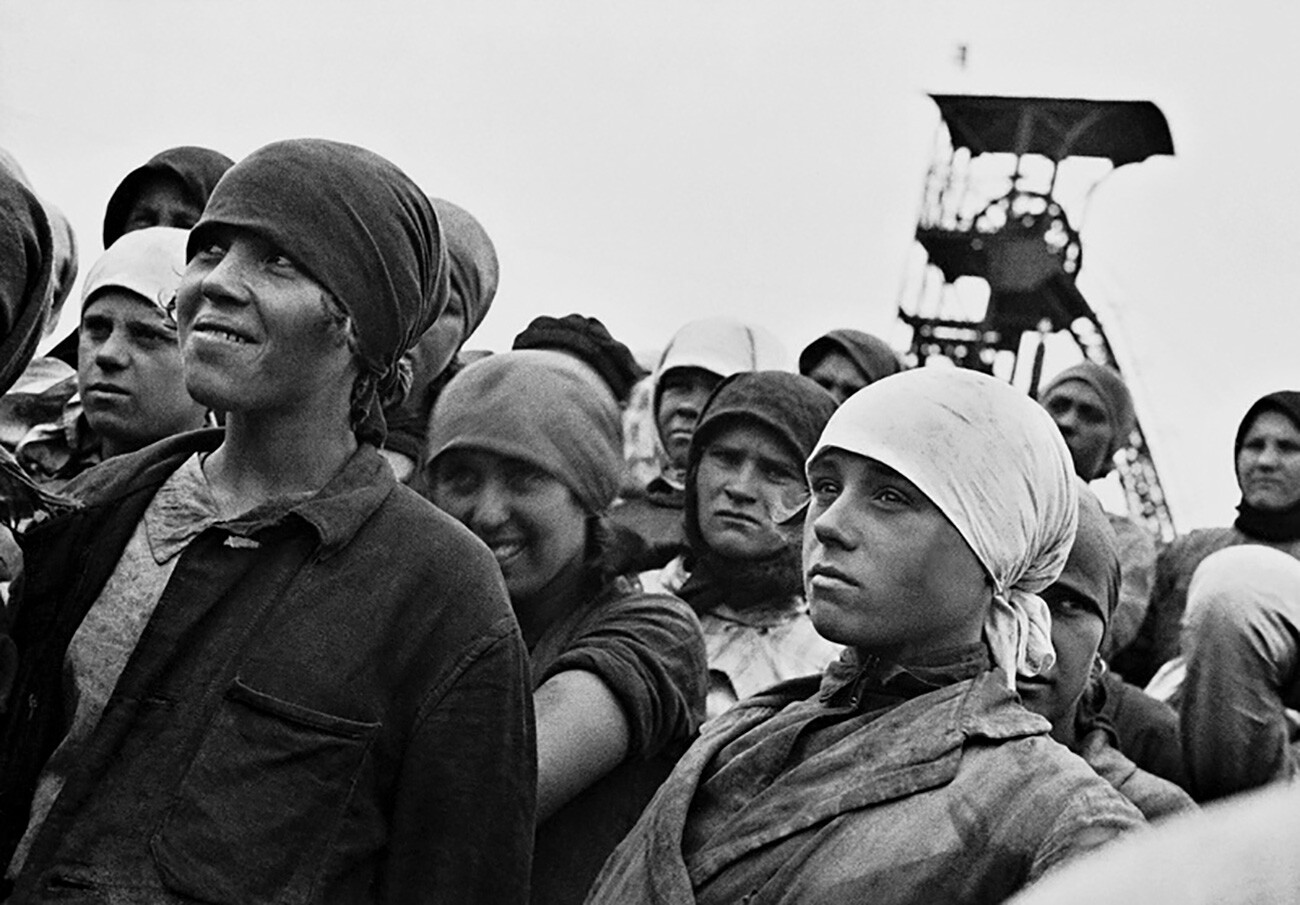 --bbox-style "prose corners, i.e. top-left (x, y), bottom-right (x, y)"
top-left (514, 555), bottom-right (590, 649)
top-left (204, 409), bottom-right (358, 513)
top-left (1050, 704), bottom-right (1081, 748)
